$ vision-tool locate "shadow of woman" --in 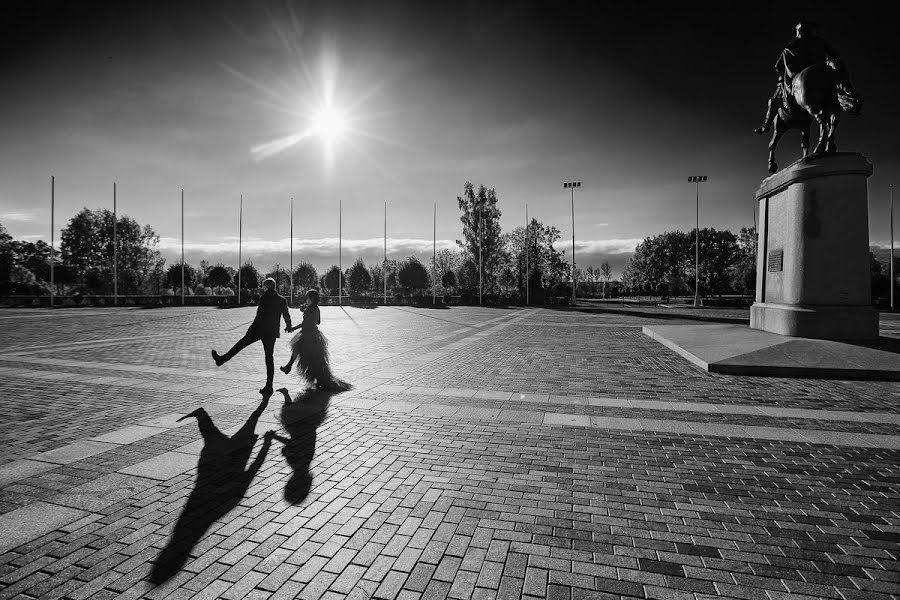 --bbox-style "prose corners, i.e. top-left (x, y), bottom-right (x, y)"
top-left (149, 396), bottom-right (274, 585)
top-left (273, 387), bottom-right (335, 505)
